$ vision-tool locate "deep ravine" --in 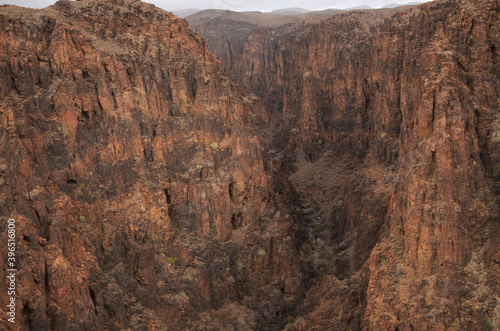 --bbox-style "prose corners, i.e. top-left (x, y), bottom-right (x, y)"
top-left (0, 0), bottom-right (498, 330)
top-left (188, 0), bottom-right (500, 329)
